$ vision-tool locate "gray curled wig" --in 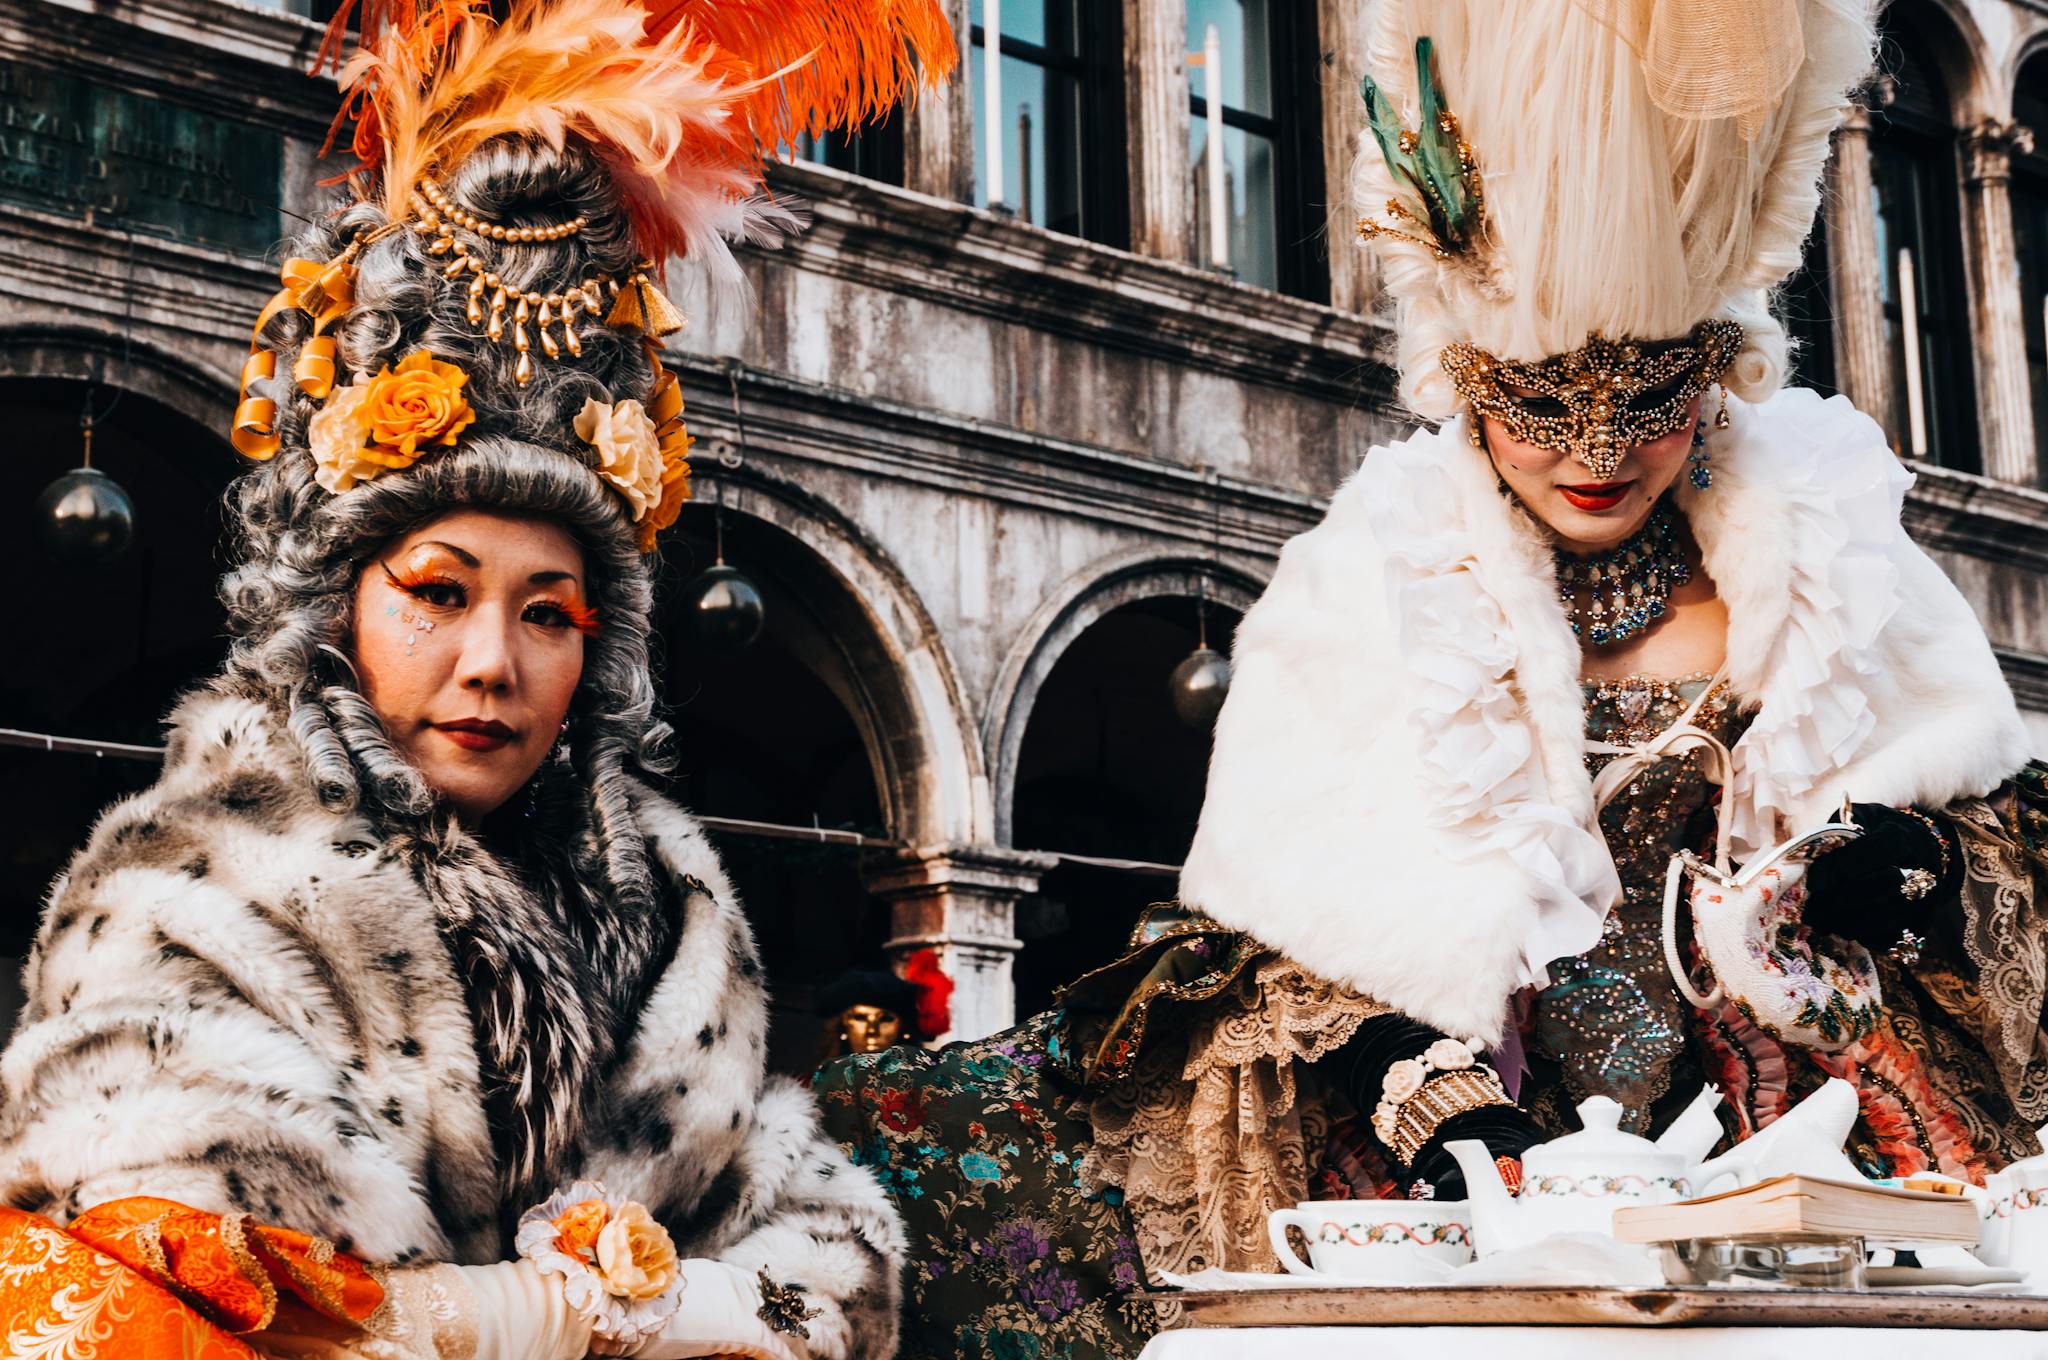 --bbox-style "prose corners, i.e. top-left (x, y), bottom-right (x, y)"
top-left (217, 136), bottom-right (674, 906)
